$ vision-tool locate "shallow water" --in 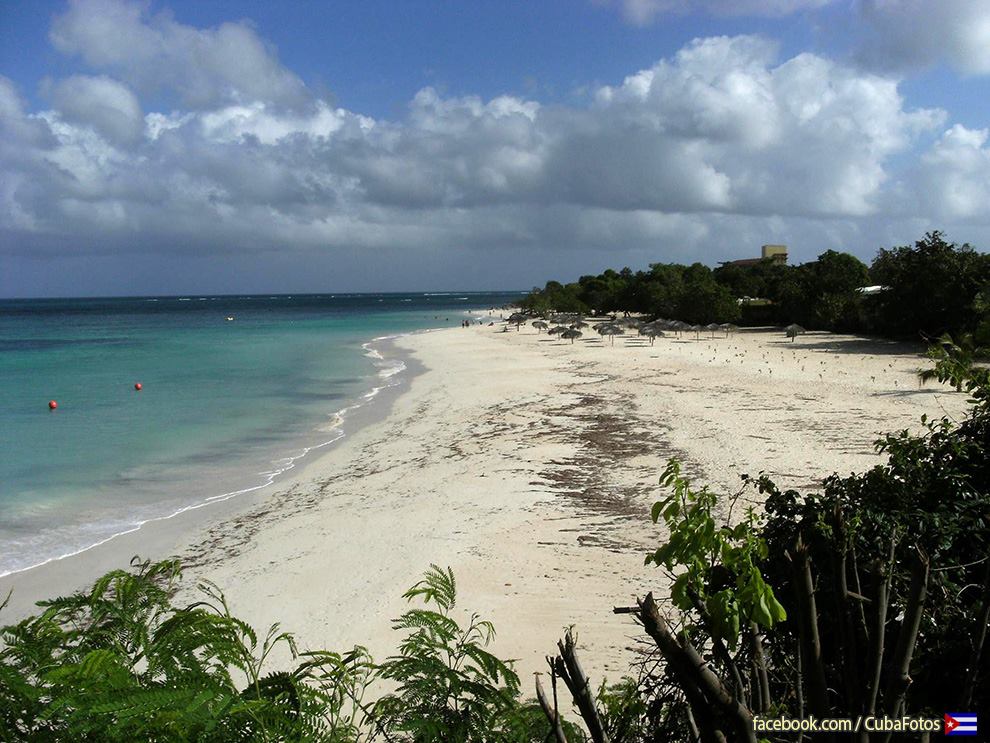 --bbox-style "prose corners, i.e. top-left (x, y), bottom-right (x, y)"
top-left (0, 292), bottom-right (522, 575)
